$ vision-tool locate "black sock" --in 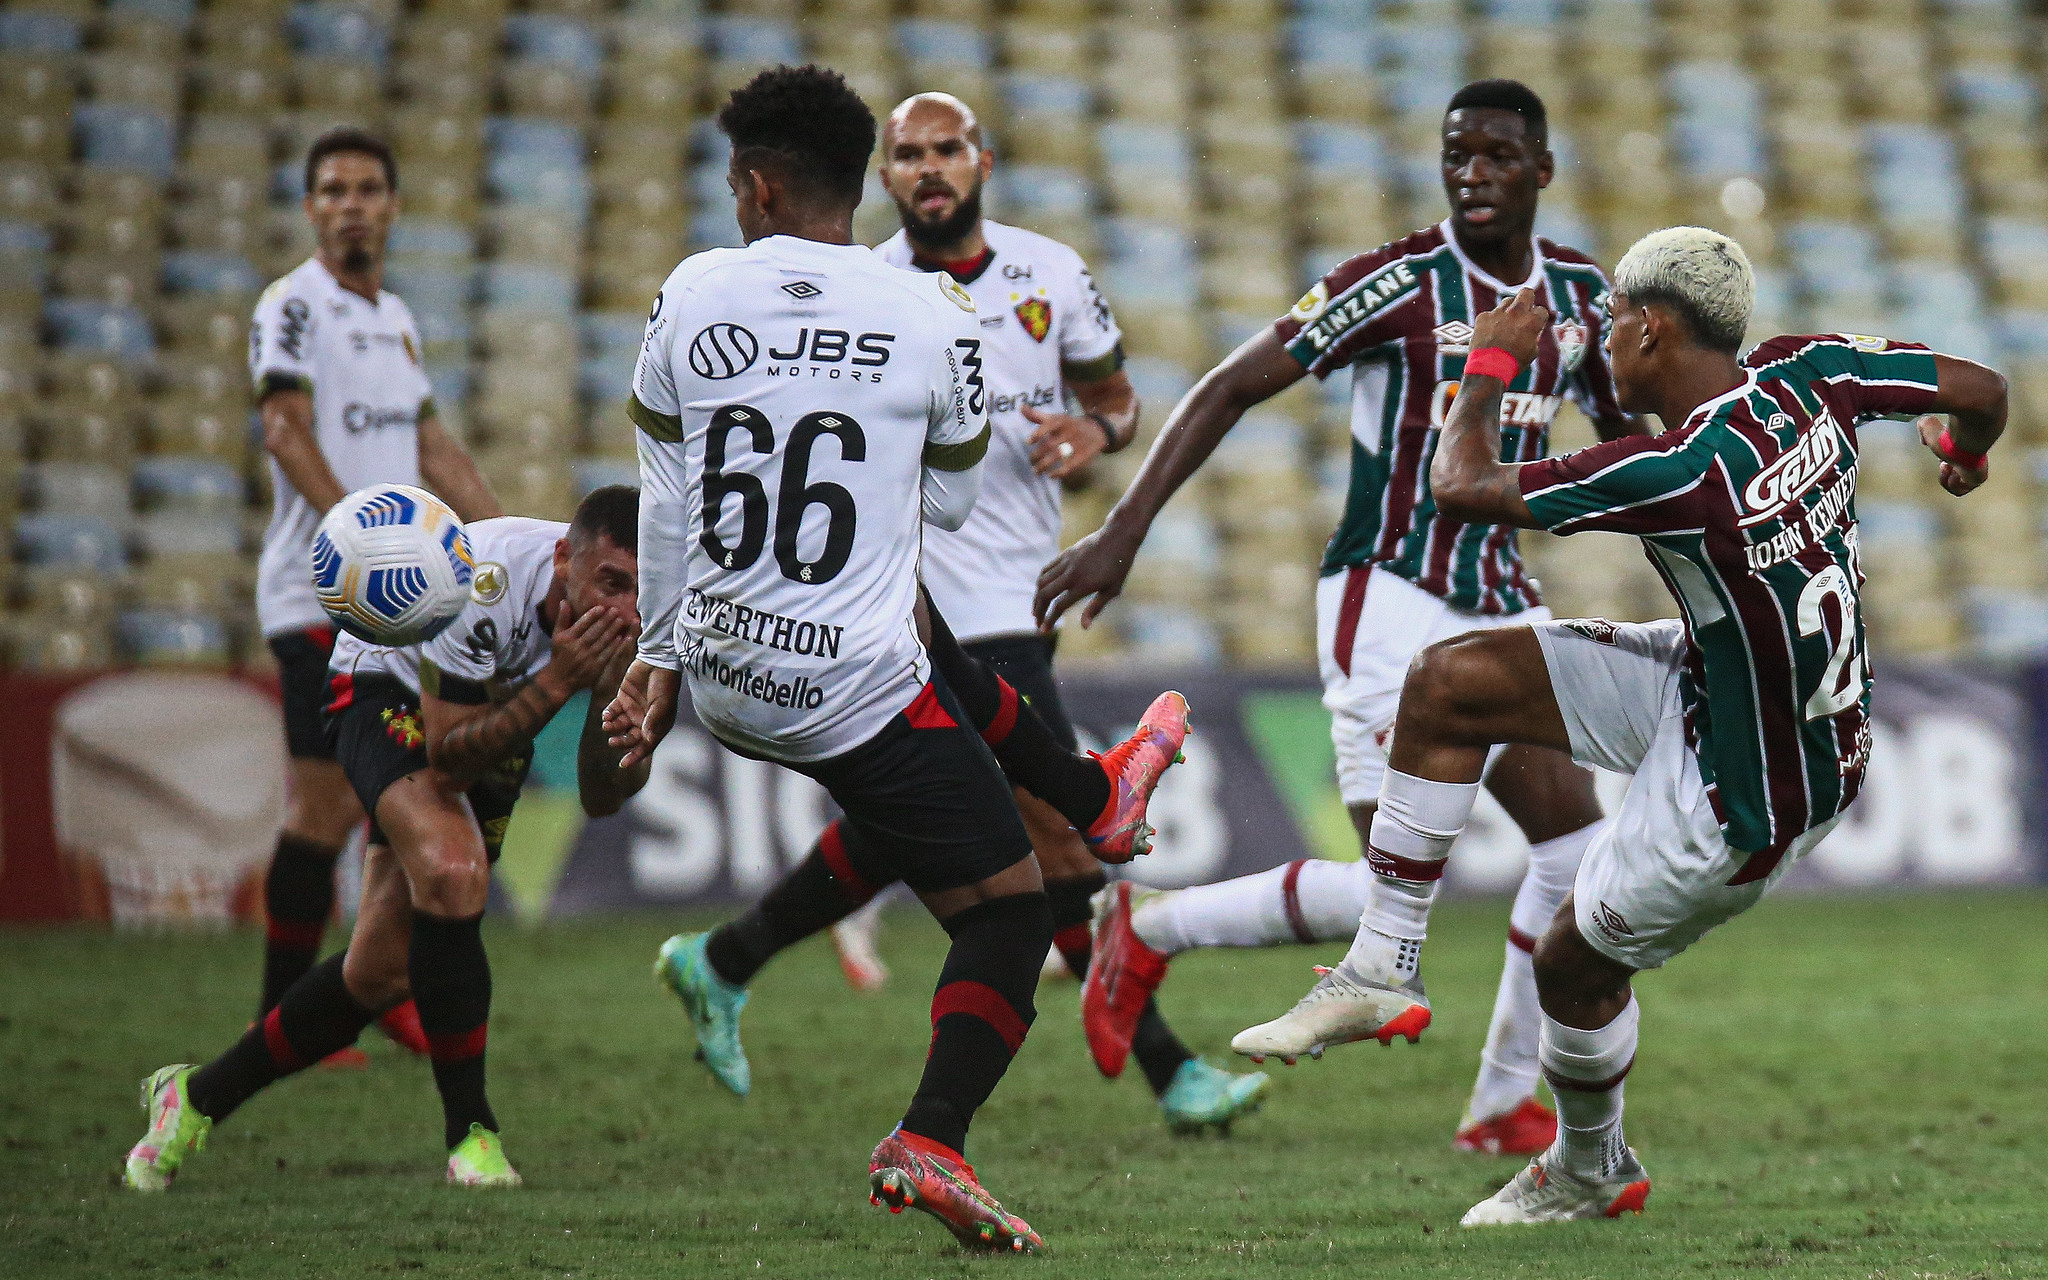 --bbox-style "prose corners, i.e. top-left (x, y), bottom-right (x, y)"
top-left (260, 834), bottom-right (342, 1017)
top-left (900, 892), bottom-right (1054, 1155)
top-left (189, 952), bottom-right (376, 1122)
top-left (705, 819), bottom-right (894, 987)
top-left (408, 911), bottom-right (496, 1149)
top-left (921, 595), bottom-right (1111, 830)
top-left (1045, 875), bottom-right (1194, 1097)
